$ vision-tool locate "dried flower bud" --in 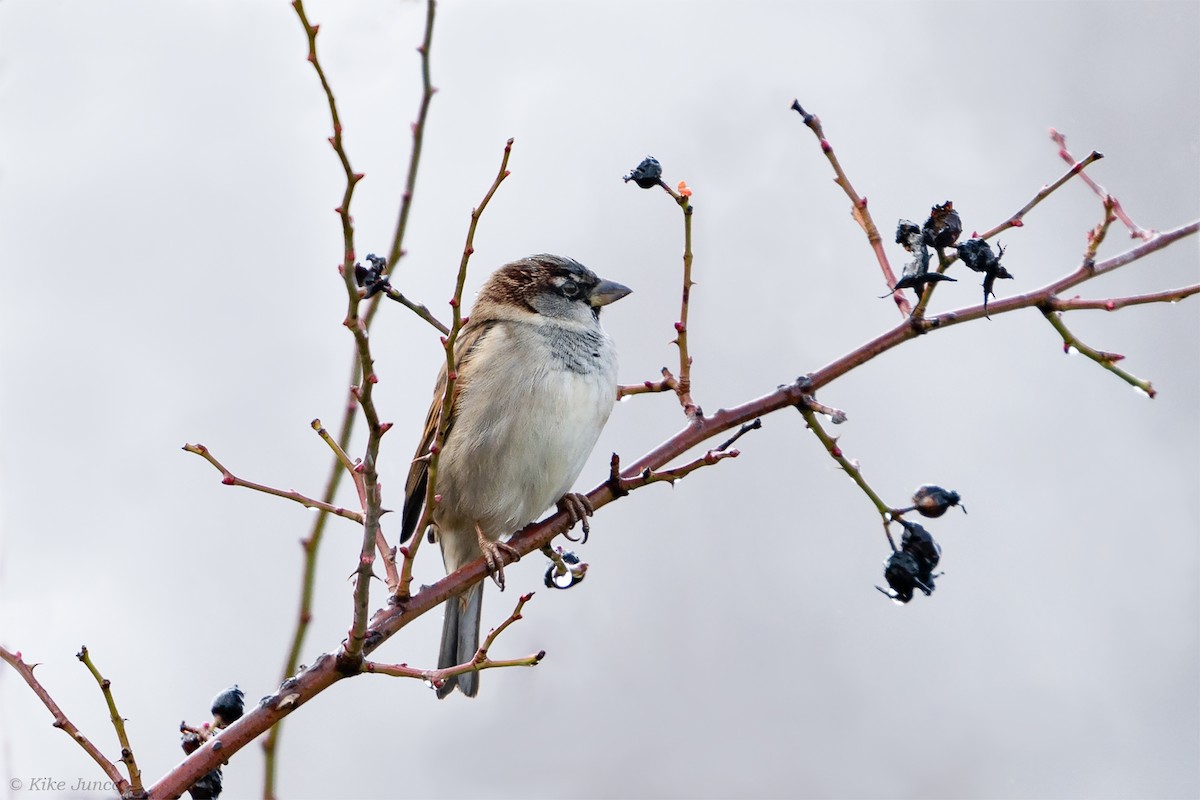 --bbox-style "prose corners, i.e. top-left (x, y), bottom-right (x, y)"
top-left (623, 156), bottom-right (663, 189)
top-left (878, 551), bottom-right (923, 603)
top-left (923, 201), bottom-right (963, 248)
